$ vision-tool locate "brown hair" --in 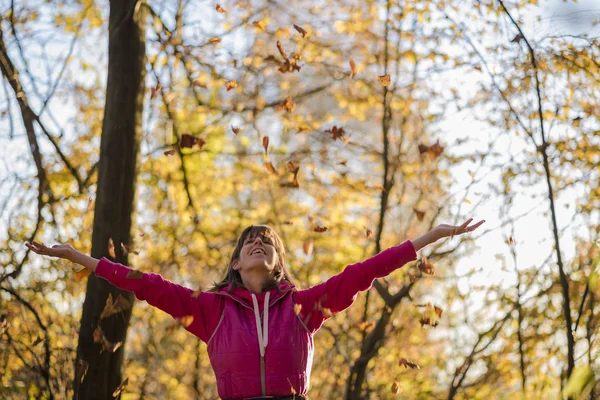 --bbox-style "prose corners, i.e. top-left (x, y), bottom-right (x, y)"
top-left (208, 225), bottom-right (297, 293)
